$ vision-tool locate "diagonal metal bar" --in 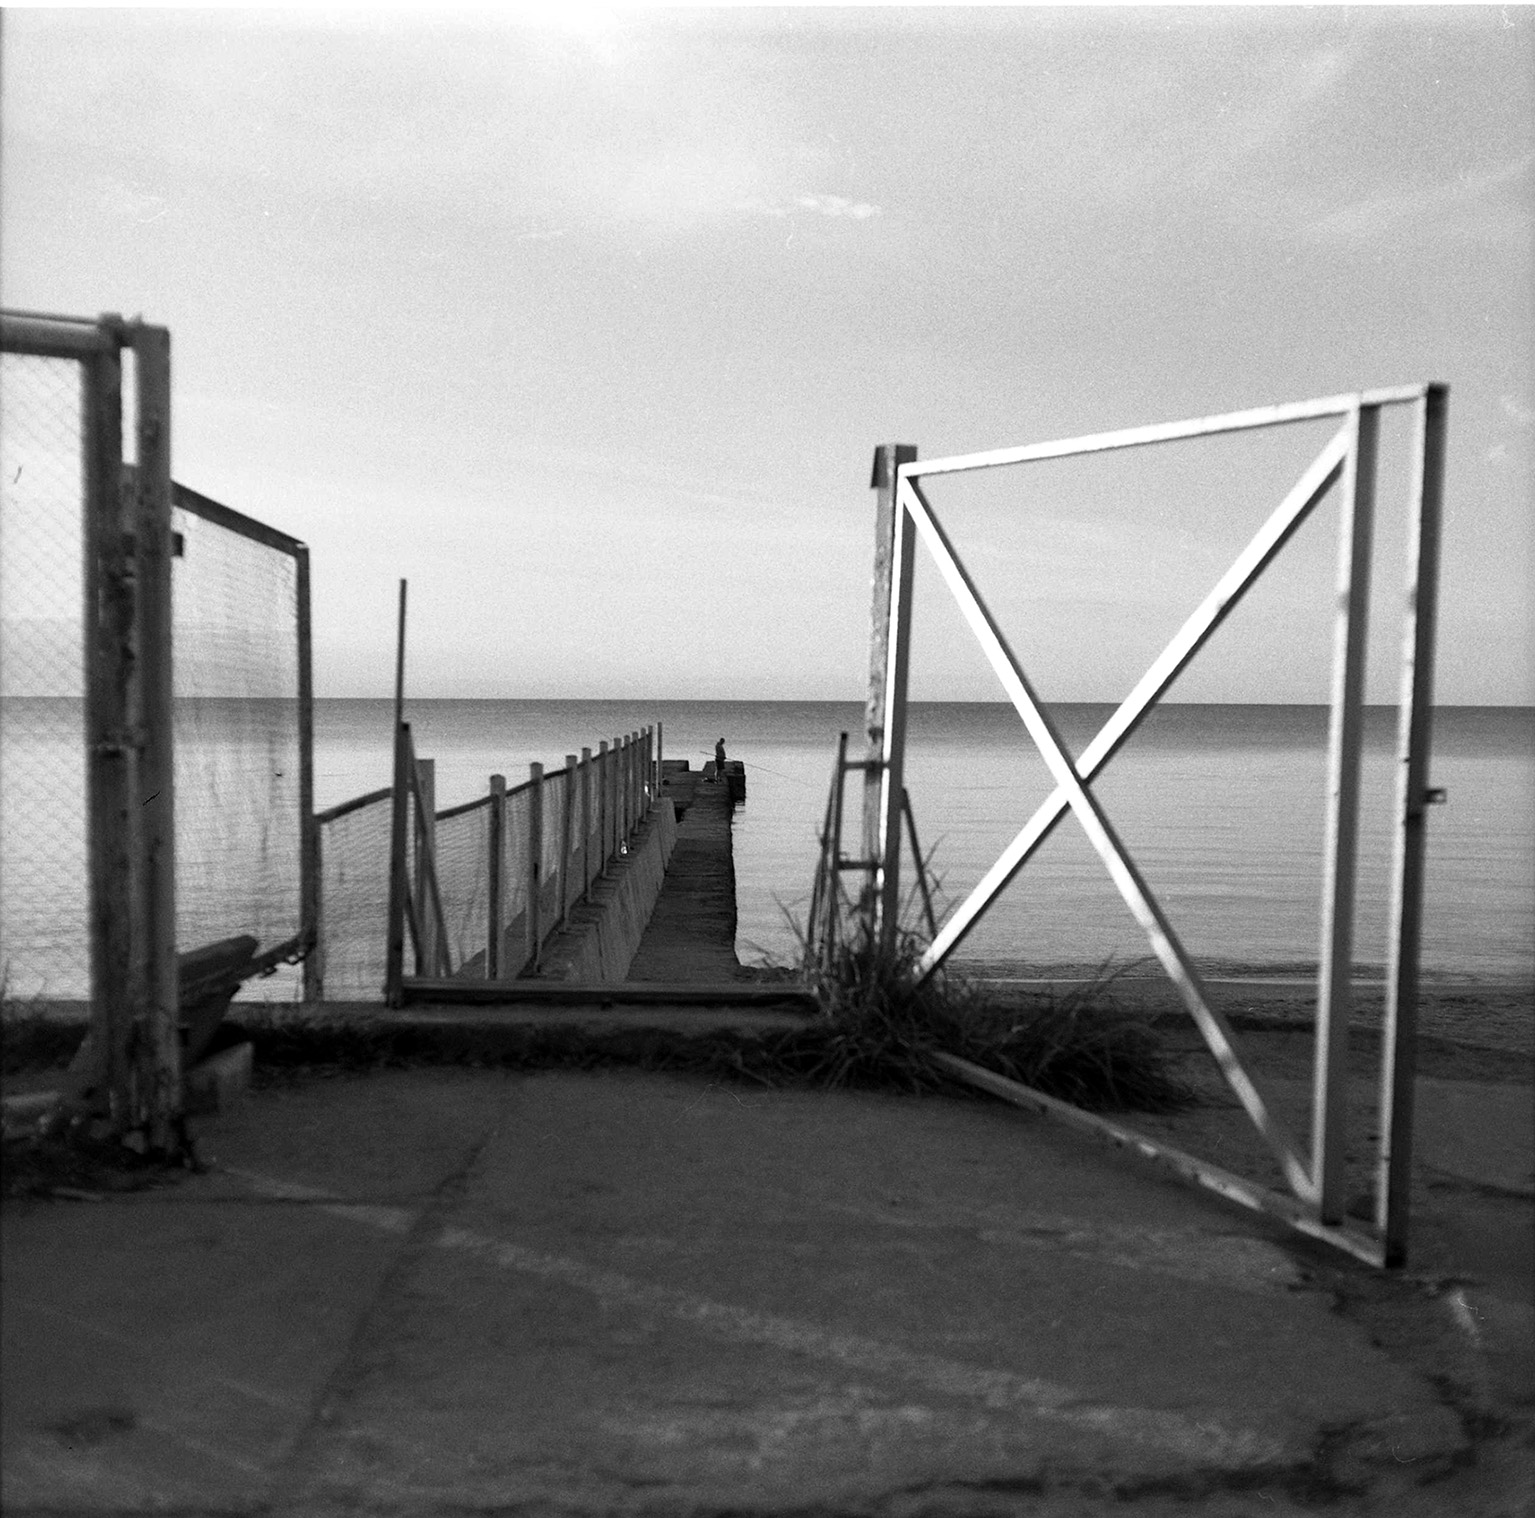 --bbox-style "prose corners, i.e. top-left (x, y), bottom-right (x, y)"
top-left (896, 475), bottom-right (1316, 1202)
top-left (909, 386), bottom-right (1425, 479)
top-left (916, 423), bottom-right (1351, 979)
